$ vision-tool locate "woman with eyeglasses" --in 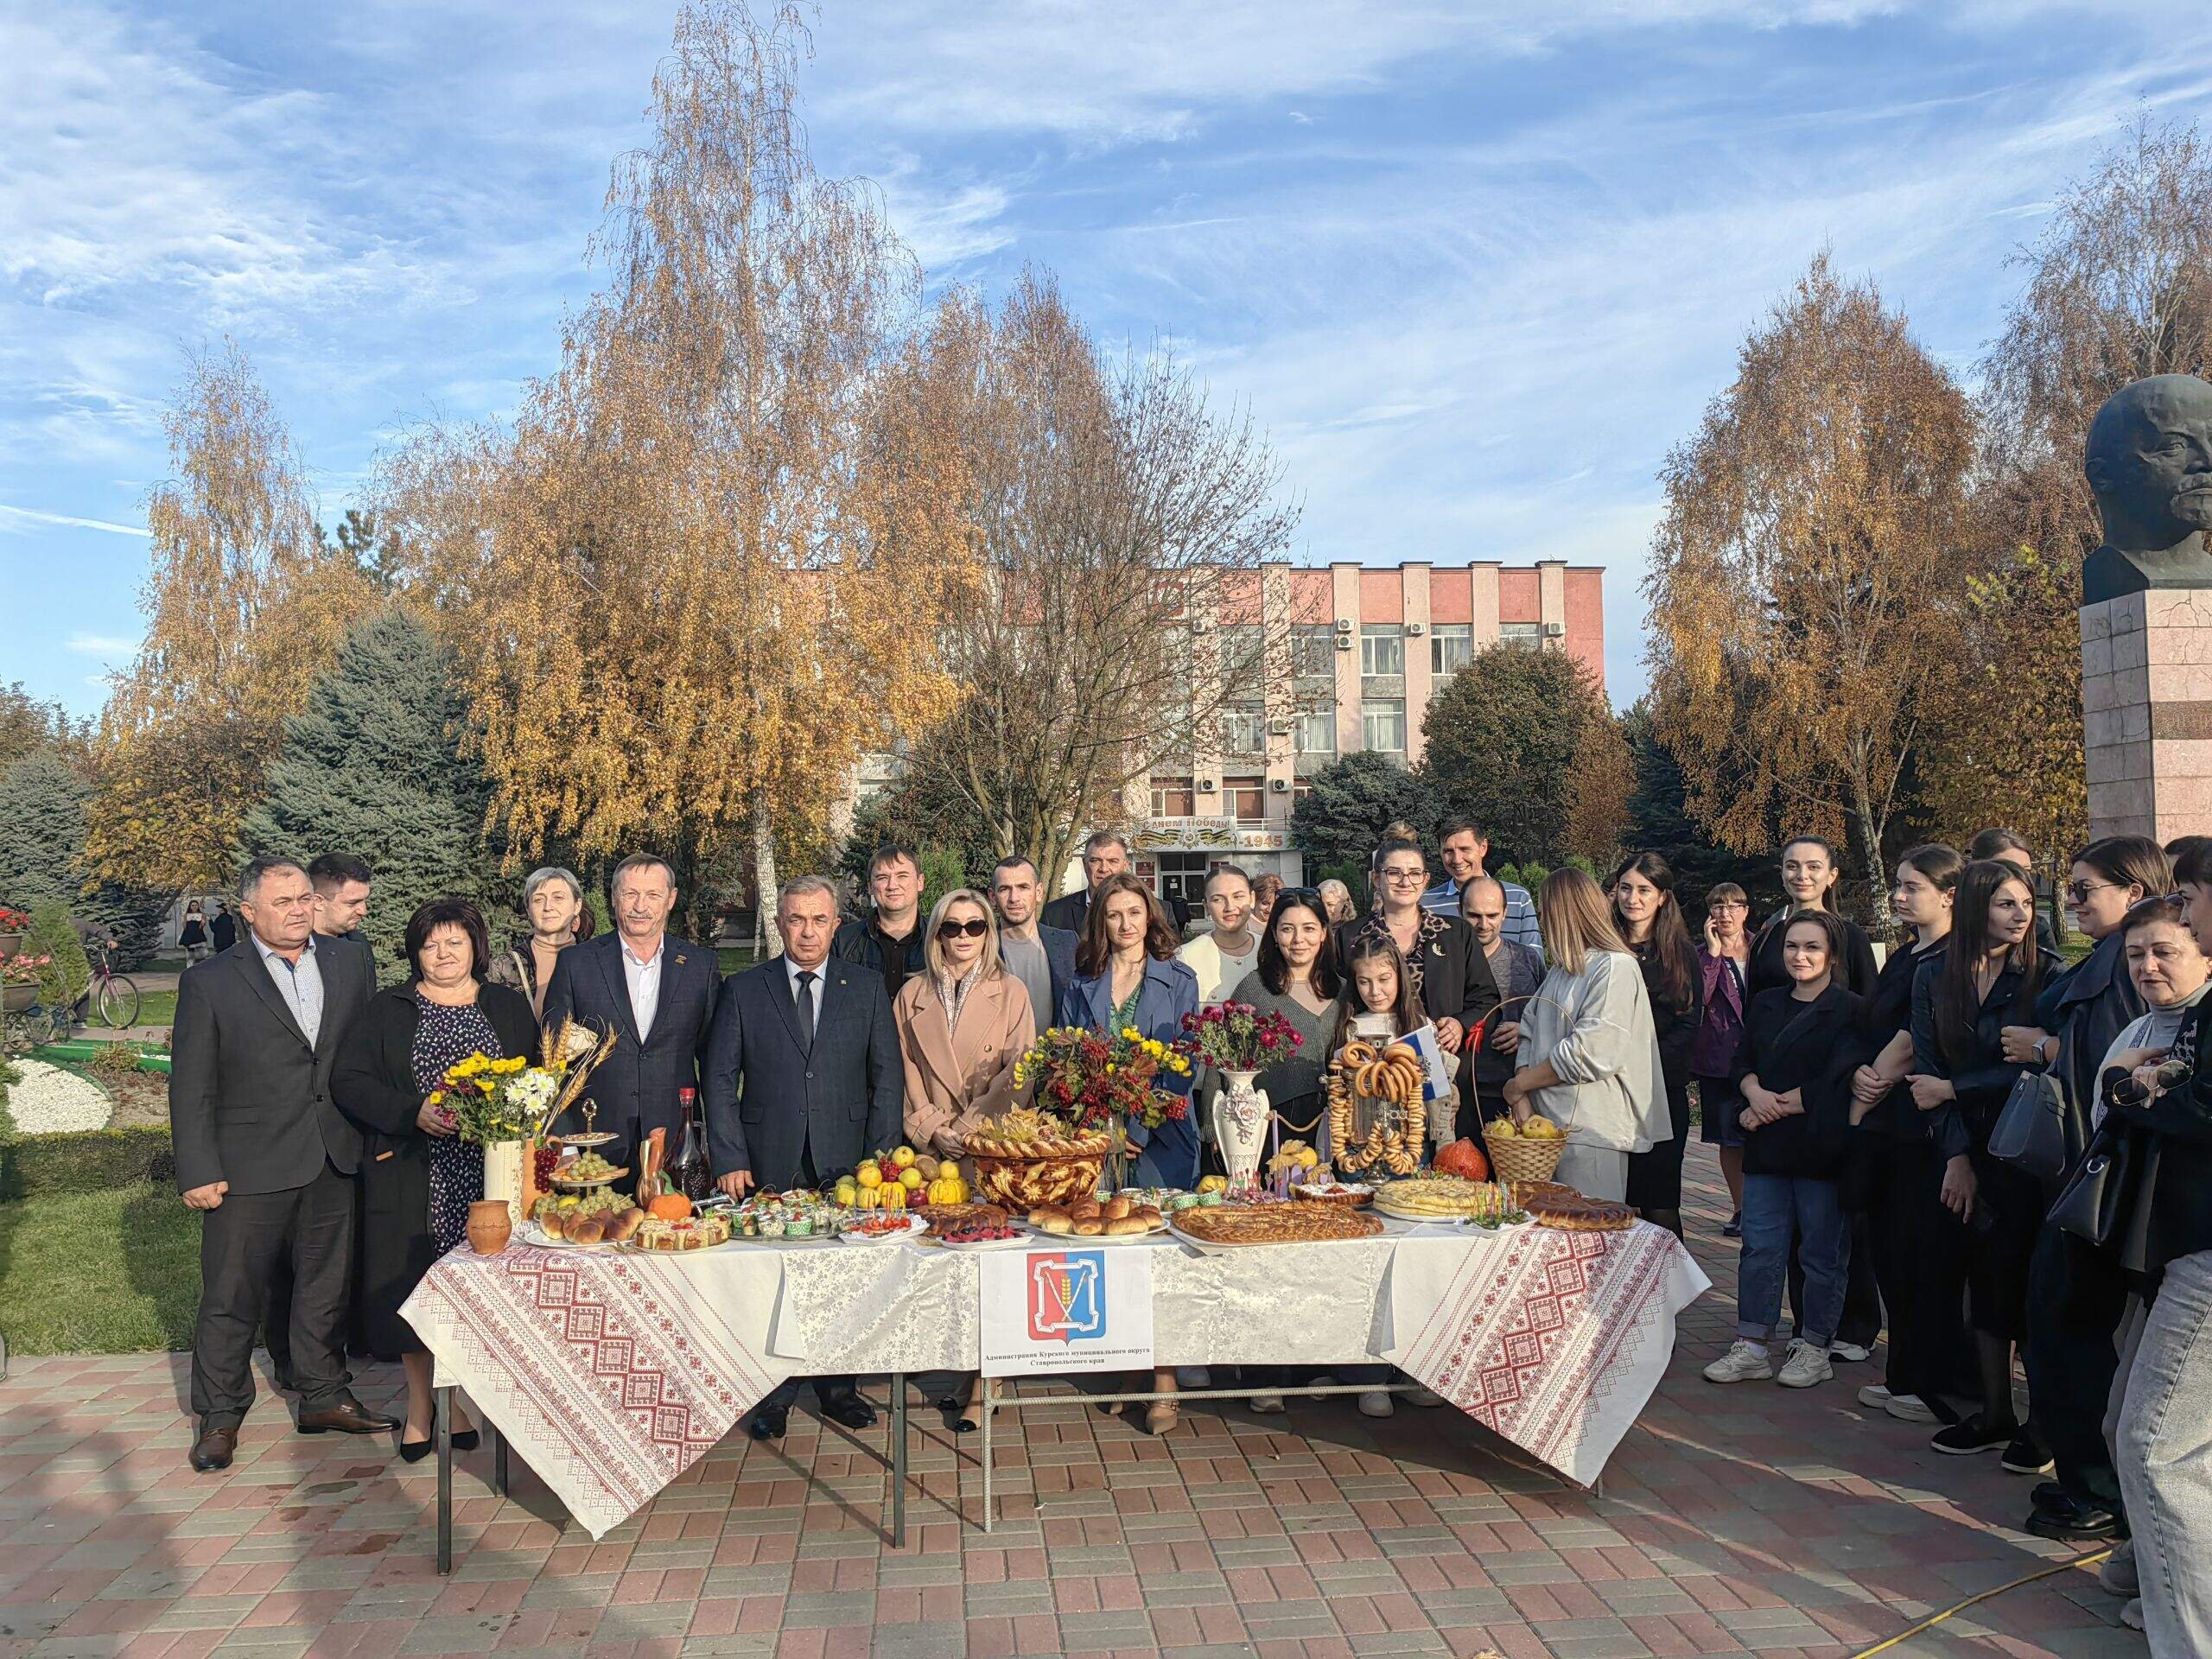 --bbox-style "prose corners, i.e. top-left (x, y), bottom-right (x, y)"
top-left (1334, 839), bottom-right (1499, 1128)
top-left (2006, 837), bottom-right (2168, 1541)
top-left (893, 889), bottom-right (1036, 1433)
top-left (1691, 883), bottom-right (1754, 1232)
